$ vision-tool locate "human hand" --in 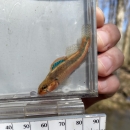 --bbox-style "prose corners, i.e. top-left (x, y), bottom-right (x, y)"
top-left (82, 7), bottom-right (124, 109)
